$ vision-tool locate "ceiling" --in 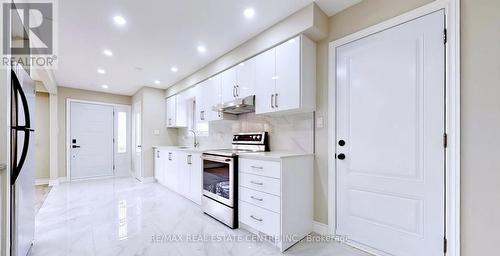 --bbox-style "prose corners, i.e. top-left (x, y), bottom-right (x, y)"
top-left (55, 0), bottom-right (361, 96)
